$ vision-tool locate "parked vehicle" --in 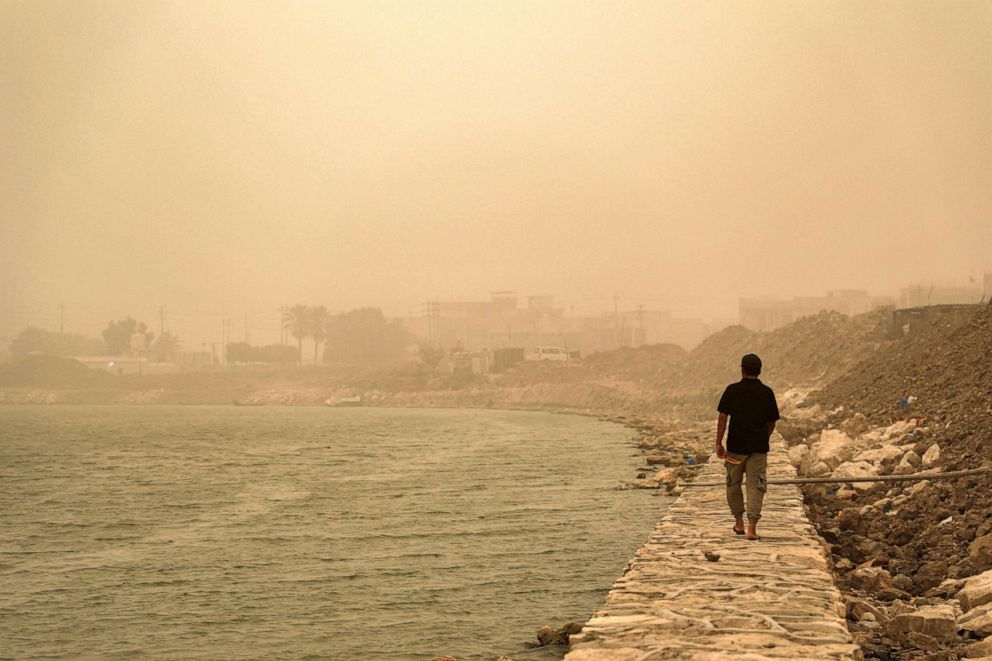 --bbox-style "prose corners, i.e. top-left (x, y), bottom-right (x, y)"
top-left (525, 347), bottom-right (569, 362)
